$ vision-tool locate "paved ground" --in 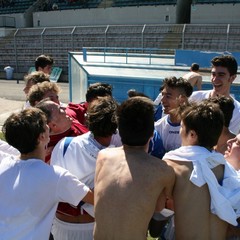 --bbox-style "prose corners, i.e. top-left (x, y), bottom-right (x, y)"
top-left (0, 79), bottom-right (69, 130)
